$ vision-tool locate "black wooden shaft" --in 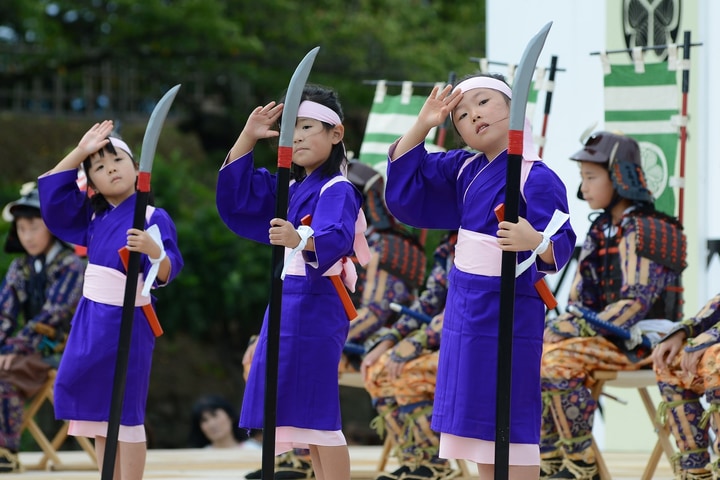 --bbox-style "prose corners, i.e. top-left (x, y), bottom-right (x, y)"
top-left (494, 153), bottom-right (522, 480)
top-left (101, 190), bottom-right (149, 480)
top-left (261, 167), bottom-right (290, 479)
